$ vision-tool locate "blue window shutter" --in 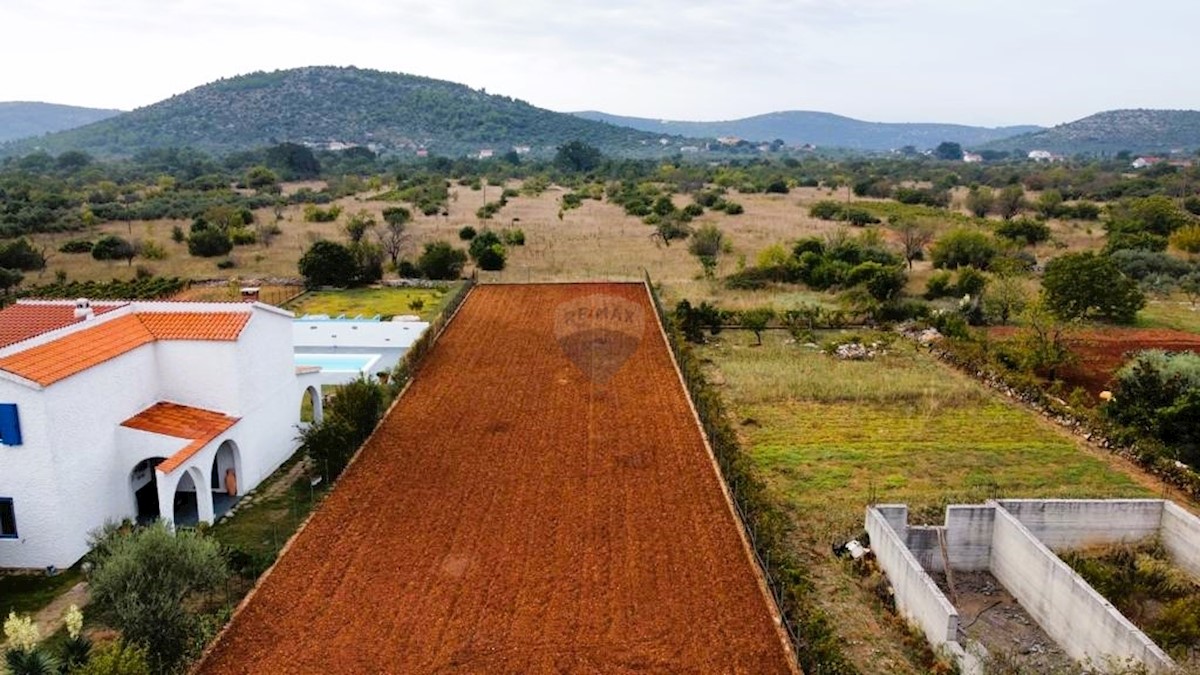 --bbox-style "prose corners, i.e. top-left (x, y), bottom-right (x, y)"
top-left (0, 404), bottom-right (21, 446)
